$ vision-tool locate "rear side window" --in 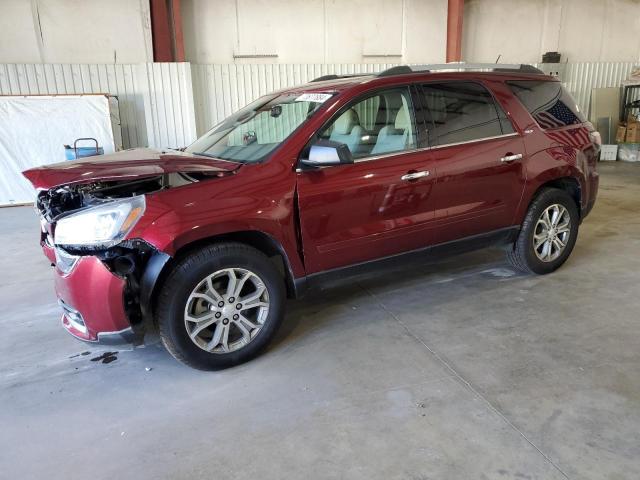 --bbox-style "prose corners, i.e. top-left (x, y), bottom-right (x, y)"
top-left (420, 82), bottom-right (514, 146)
top-left (507, 80), bottom-right (586, 130)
